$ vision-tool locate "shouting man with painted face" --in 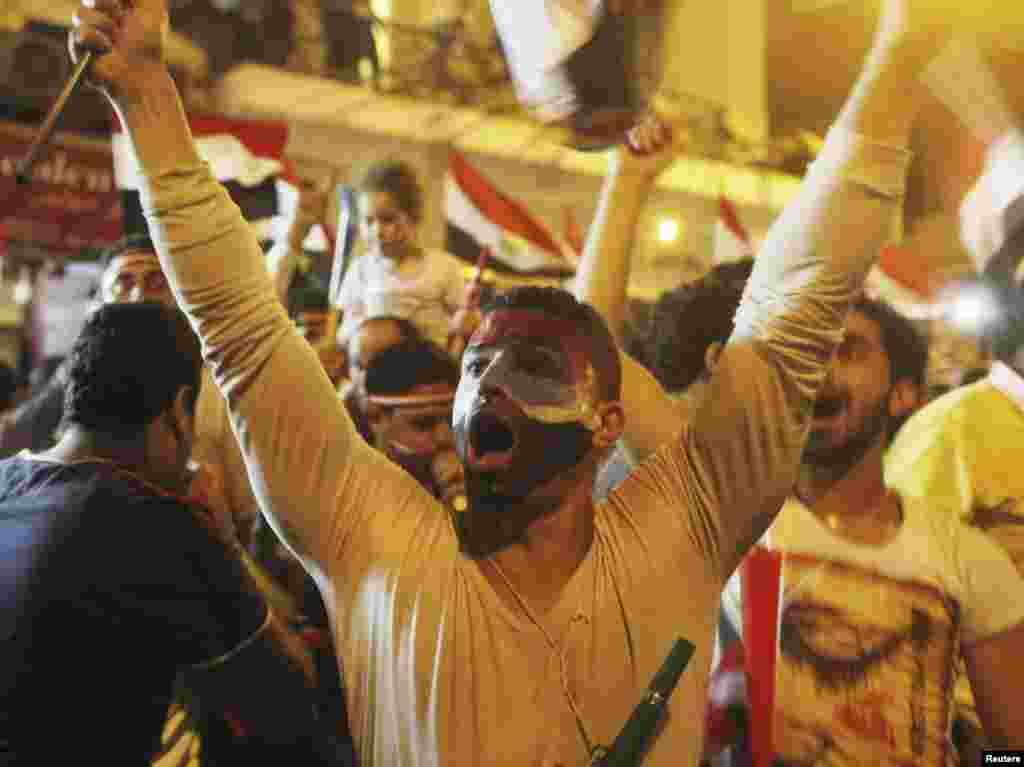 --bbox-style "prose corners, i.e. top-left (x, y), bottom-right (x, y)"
top-left (68, 0), bottom-right (954, 762)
